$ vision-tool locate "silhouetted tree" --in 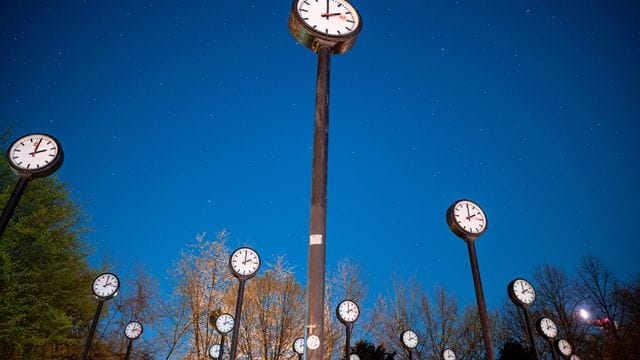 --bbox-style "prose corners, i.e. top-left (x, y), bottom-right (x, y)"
top-left (497, 339), bottom-right (534, 360)
top-left (352, 340), bottom-right (396, 360)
